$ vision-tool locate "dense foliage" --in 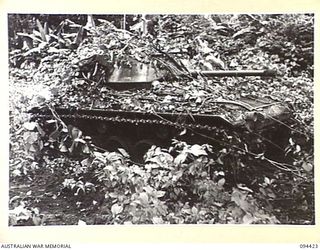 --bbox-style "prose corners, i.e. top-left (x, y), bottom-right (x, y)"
top-left (8, 14), bottom-right (314, 225)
